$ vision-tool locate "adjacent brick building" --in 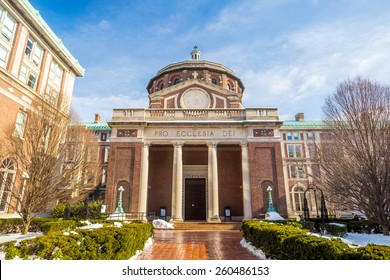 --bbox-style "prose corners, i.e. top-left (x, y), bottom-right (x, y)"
top-left (0, 0), bottom-right (84, 214)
